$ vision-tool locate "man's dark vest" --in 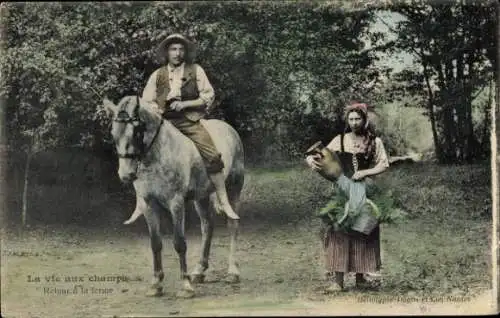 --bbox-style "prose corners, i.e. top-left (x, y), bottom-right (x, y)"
top-left (155, 63), bottom-right (205, 122)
